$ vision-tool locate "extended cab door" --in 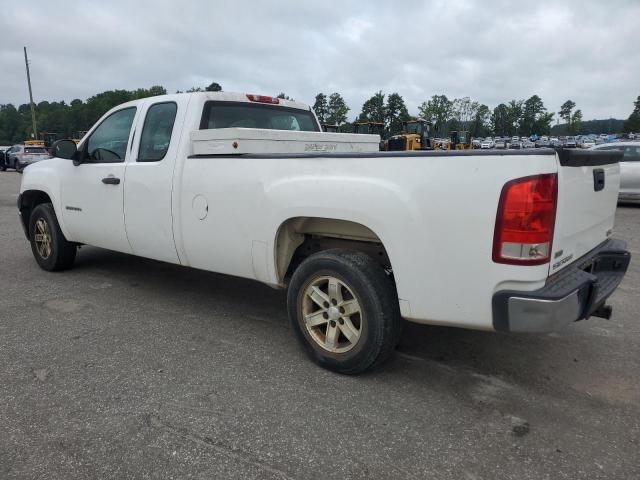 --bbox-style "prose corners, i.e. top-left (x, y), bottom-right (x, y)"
top-left (123, 96), bottom-right (187, 263)
top-left (60, 106), bottom-right (137, 253)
